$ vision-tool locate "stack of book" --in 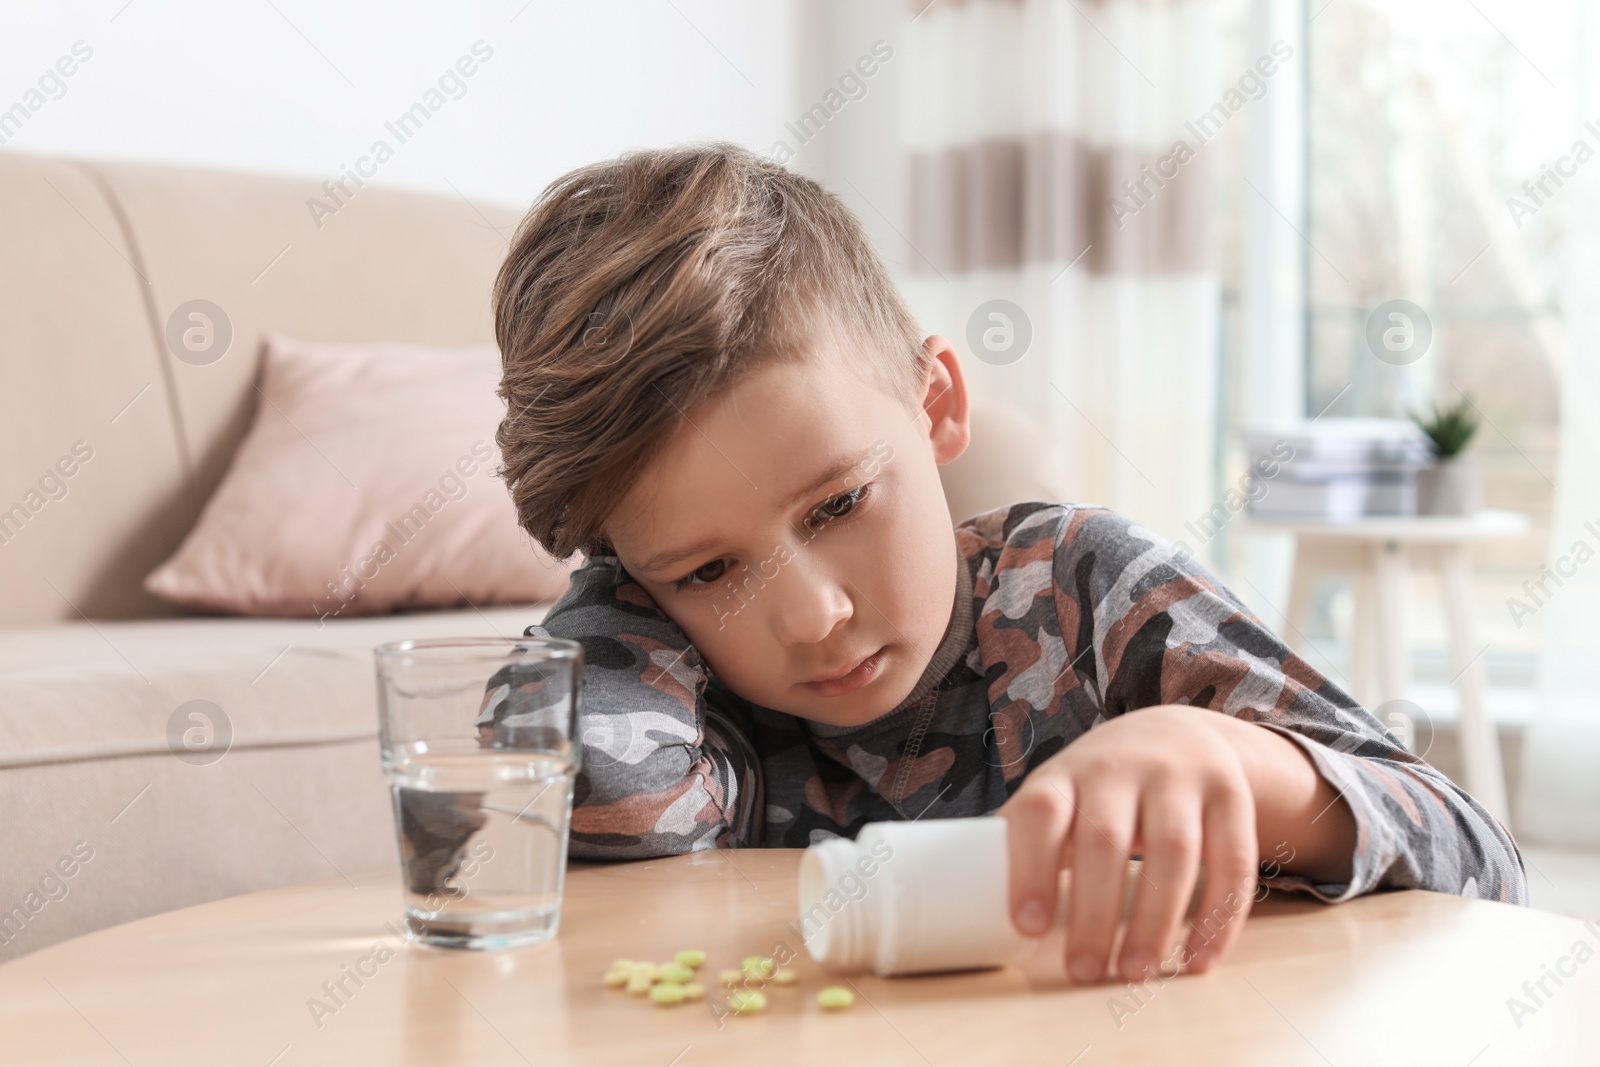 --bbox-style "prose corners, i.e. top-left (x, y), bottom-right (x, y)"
top-left (1241, 418), bottom-right (1434, 521)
